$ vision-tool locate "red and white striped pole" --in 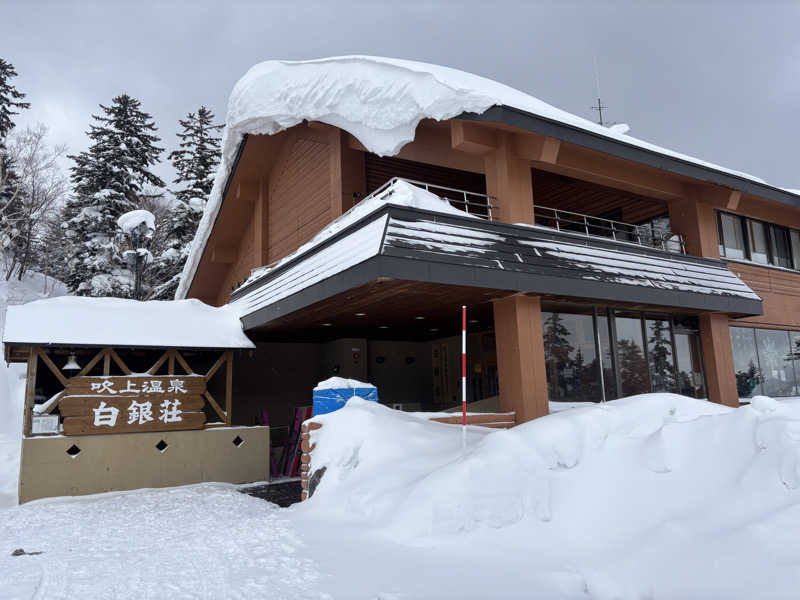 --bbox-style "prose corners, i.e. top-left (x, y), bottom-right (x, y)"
top-left (462, 305), bottom-right (467, 428)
